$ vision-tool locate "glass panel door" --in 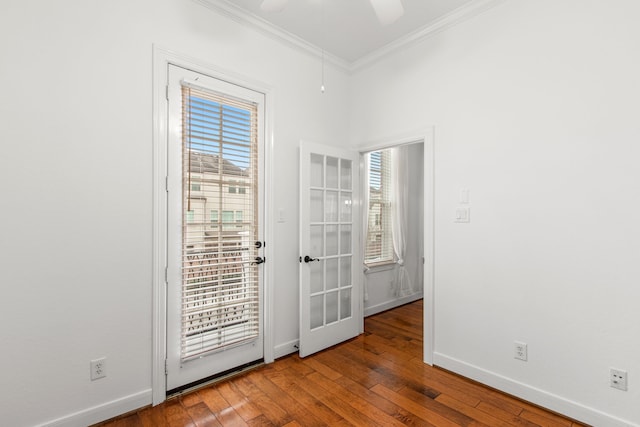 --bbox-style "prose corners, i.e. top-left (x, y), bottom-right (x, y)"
top-left (299, 142), bottom-right (360, 357)
top-left (166, 65), bottom-right (265, 391)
